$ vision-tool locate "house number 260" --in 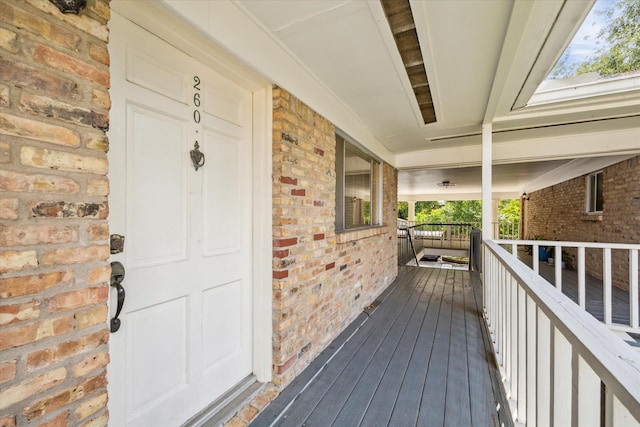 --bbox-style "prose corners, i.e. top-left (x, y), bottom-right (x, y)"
top-left (190, 75), bottom-right (205, 171)
top-left (193, 75), bottom-right (201, 123)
